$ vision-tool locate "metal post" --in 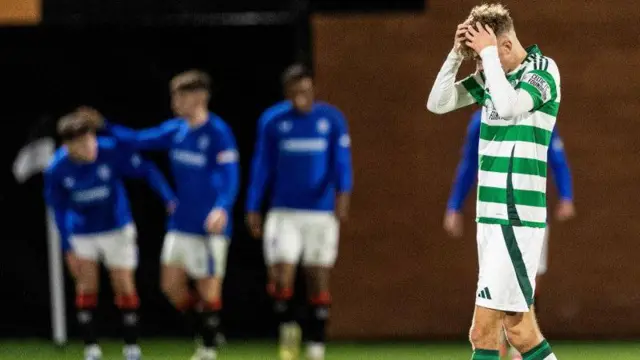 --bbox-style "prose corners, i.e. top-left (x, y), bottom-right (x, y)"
top-left (47, 207), bottom-right (68, 346)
